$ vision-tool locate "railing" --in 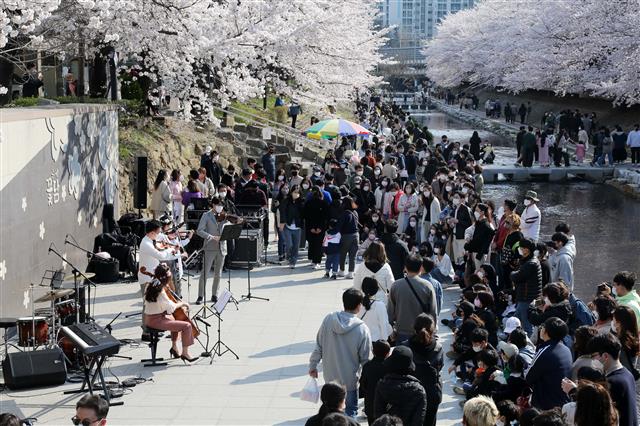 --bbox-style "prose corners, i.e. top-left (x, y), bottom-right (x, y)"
top-left (209, 102), bottom-right (326, 151)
